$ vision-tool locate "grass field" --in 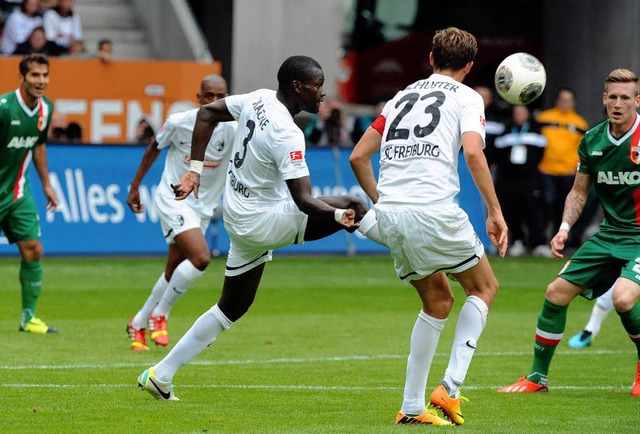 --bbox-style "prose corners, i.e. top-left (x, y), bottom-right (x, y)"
top-left (0, 255), bottom-right (638, 433)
